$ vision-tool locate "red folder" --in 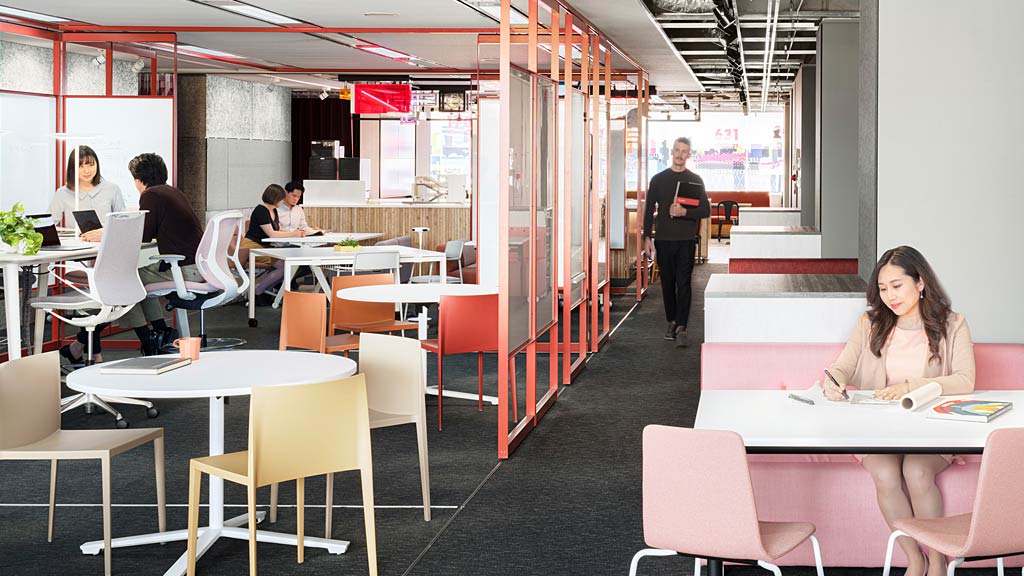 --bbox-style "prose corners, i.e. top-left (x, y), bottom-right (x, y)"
top-left (675, 196), bottom-right (700, 207)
